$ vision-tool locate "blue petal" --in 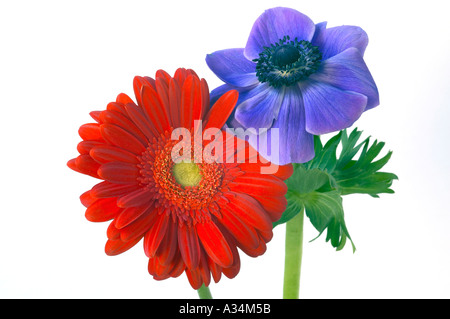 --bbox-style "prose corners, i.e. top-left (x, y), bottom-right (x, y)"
top-left (210, 83), bottom-right (259, 128)
top-left (301, 80), bottom-right (367, 135)
top-left (310, 47), bottom-right (379, 110)
top-left (210, 83), bottom-right (237, 106)
top-left (234, 83), bottom-right (285, 130)
top-left (312, 25), bottom-right (368, 60)
top-left (206, 48), bottom-right (258, 87)
top-left (244, 7), bottom-right (316, 60)
top-left (254, 86), bottom-right (315, 165)
top-left (311, 21), bottom-right (327, 43)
